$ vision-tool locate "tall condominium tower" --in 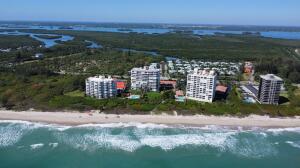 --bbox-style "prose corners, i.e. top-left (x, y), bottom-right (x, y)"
top-left (131, 66), bottom-right (160, 92)
top-left (85, 76), bottom-right (117, 99)
top-left (186, 68), bottom-right (217, 103)
top-left (257, 74), bottom-right (283, 105)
